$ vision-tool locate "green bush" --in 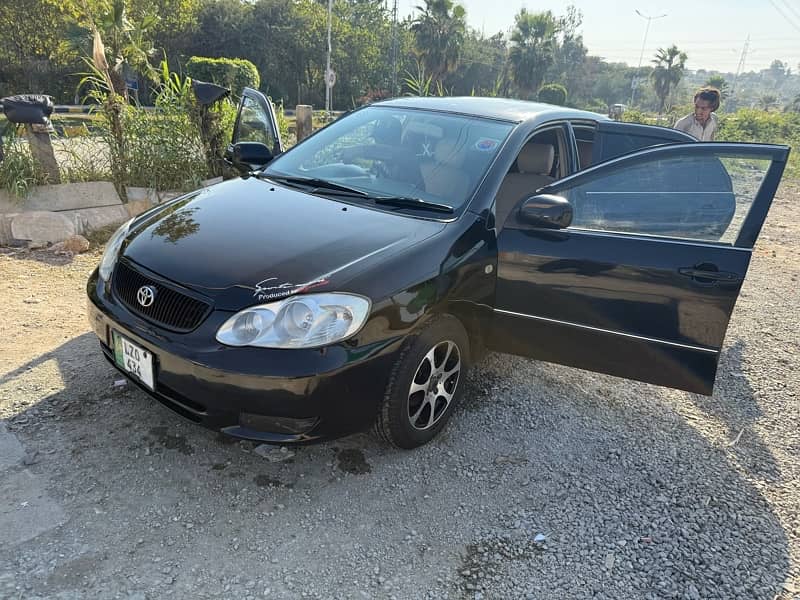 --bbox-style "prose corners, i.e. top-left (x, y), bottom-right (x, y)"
top-left (0, 128), bottom-right (47, 197)
top-left (185, 57), bottom-right (260, 95)
top-left (538, 84), bottom-right (567, 106)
